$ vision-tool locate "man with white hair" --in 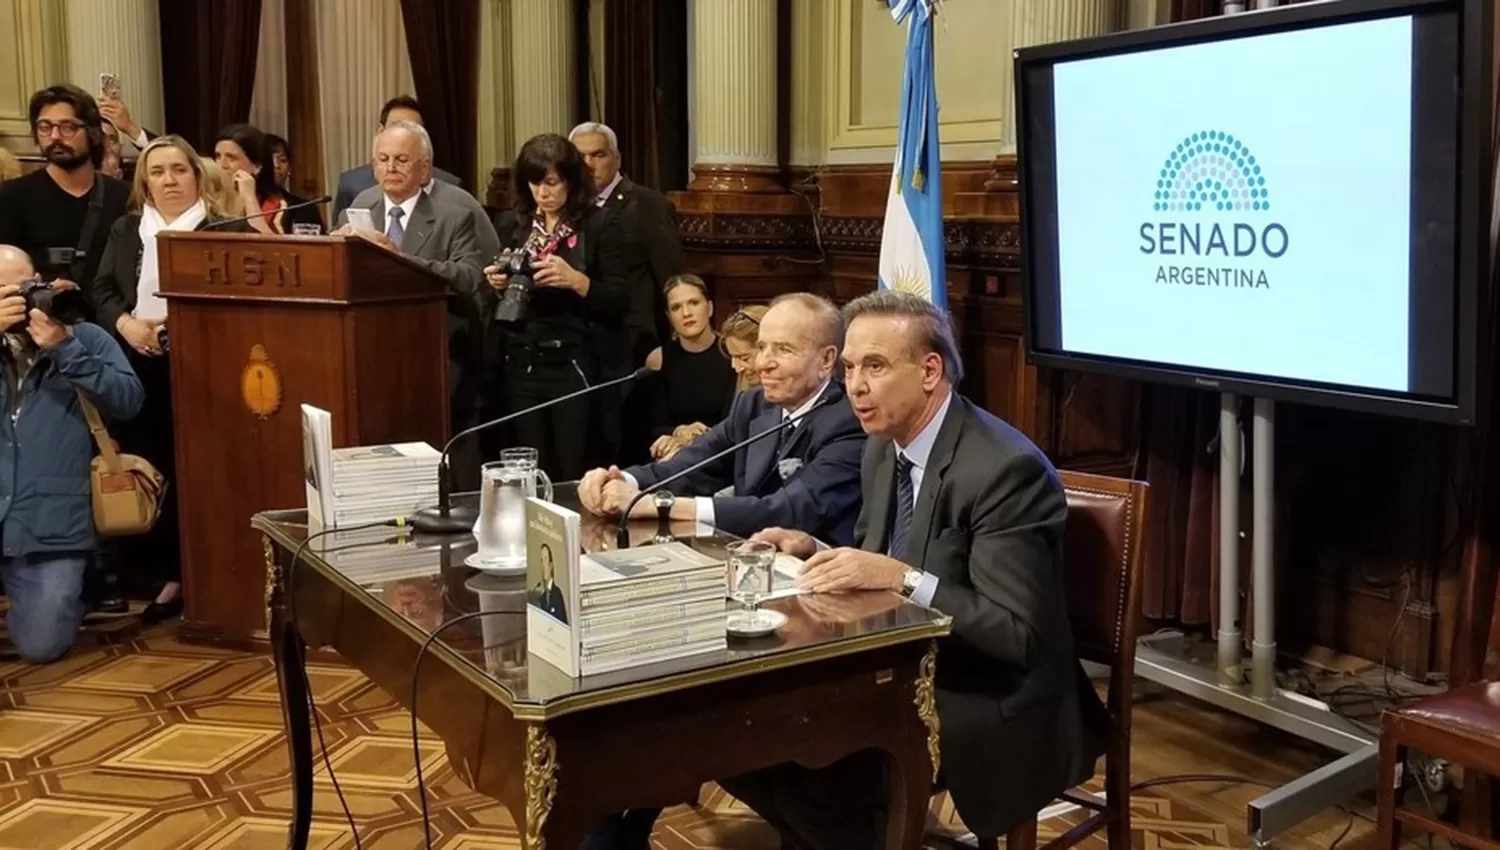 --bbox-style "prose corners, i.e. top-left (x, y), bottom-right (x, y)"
top-left (331, 95), bottom-right (464, 222)
top-left (337, 120), bottom-right (499, 479)
top-left (569, 121), bottom-right (684, 462)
